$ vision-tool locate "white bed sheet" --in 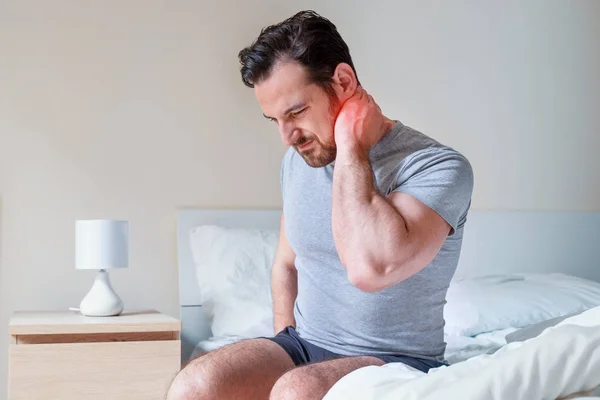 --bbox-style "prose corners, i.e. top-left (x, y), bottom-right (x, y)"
top-left (191, 330), bottom-right (517, 364)
top-left (444, 328), bottom-right (517, 364)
